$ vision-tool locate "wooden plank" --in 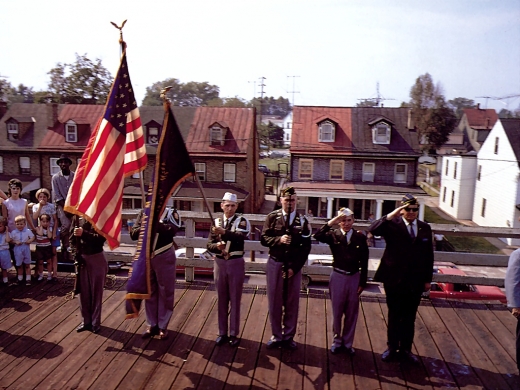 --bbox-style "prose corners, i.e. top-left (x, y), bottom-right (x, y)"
top-left (5, 280), bottom-right (125, 389)
top-left (447, 300), bottom-right (515, 389)
top-left (197, 288), bottom-right (257, 389)
top-left (415, 300), bottom-right (459, 388)
top-left (226, 288), bottom-right (270, 388)
top-left (302, 290), bottom-right (329, 390)
top-left (168, 287), bottom-right (220, 389)
top-left (351, 296), bottom-right (385, 389)
top-left (429, 299), bottom-right (486, 389)
top-left (99, 283), bottom-right (210, 390)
